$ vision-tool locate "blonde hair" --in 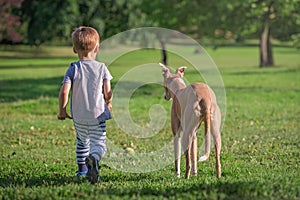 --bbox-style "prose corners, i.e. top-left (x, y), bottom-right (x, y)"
top-left (72, 26), bottom-right (100, 55)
